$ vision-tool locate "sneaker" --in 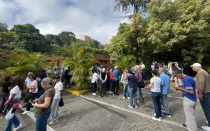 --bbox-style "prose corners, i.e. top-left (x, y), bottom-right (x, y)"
top-left (22, 111), bottom-right (30, 115)
top-left (154, 114), bottom-right (162, 119)
top-left (152, 117), bottom-right (162, 122)
top-left (134, 105), bottom-right (138, 109)
top-left (201, 126), bottom-right (210, 131)
top-left (128, 105), bottom-right (133, 109)
top-left (14, 123), bottom-right (22, 131)
top-left (182, 123), bottom-right (187, 128)
top-left (49, 118), bottom-right (53, 121)
top-left (123, 97), bottom-right (125, 99)
top-left (128, 97), bottom-right (130, 100)
top-left (161, 109), bottom-right (165, 113)
top-left (49, 119), bottom-right (58, 125)
top-left (92, 93), bottom-right (96, 96)
top-left (162, 113), bottom-right (171, 117)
